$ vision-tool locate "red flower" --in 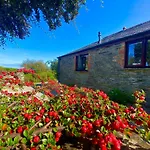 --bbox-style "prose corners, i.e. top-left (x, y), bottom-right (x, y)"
top-left (139, 96), bottom-right (145, 101)
top-left (35, 115), bottom-right (41, 121)
top-left (55, 137), bottom-right (60, 142)
top-left (45, 117), bottom-right (50, 123)
top-left (33, 136), bottom-right (40, 143)
top-left (39, 108), bottom-right (45, 114)
top-left (94, 119), bottom-right (102, 127)
top-left (55, 131), bottom-right (62, 138)
top-left (17, 126), bottom-right (23, 133)
top-left (70, 115), bottom-right (75, 120)
top-left (30, 147), bottom-right (36, 150)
